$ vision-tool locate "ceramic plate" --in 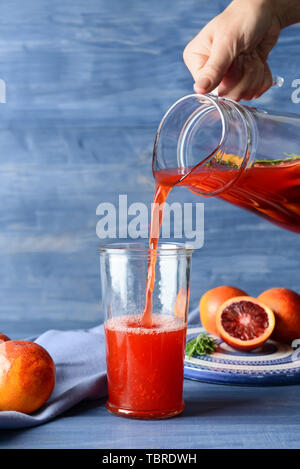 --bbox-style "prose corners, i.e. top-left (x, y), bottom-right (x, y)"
top-left (184, 326), bottom-right (300, 386)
